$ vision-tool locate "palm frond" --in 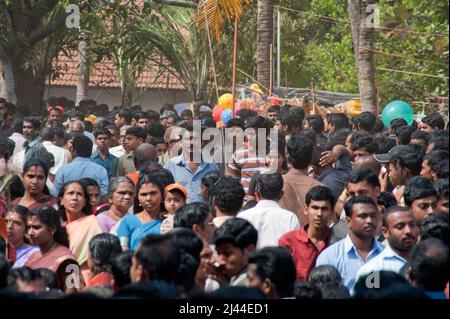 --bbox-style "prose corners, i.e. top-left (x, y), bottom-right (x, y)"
top-left (196, 0), bottom-right (253, 41)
